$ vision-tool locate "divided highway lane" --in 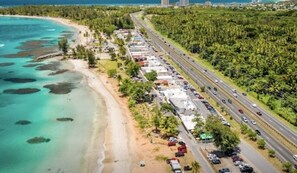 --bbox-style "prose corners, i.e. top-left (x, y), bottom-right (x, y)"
top-left (130, 13), bottom-right (296, 164)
